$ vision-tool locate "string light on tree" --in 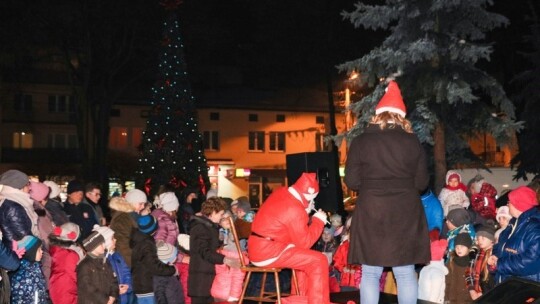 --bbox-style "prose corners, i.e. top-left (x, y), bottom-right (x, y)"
top-left (136, 0), bottom-right (210, 198)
